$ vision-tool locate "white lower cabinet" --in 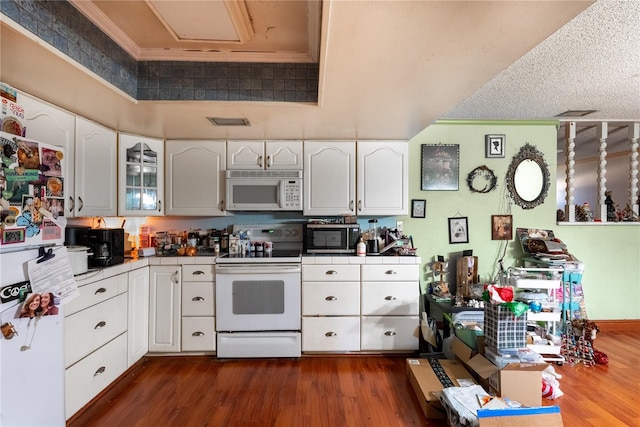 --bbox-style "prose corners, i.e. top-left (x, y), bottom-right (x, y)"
top-left (149, 265), bottom-right (181, 352)
top-left (128, 267), bottom-right (150, 366)
top-left (360, 316), bottom-right (420, 351)
top-left (181, 264), bottom-right (216, 352)
top-left (302, 317), bottom-right (360, 352)
top-left (64, 269), bottom-right (130, 420)
top-left (65, 333), bottom-right (128, 417)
